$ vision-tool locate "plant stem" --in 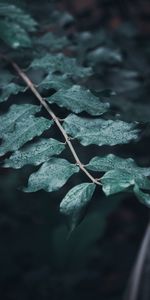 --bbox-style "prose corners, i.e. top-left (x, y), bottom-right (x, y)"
top-left (1, 56), bottom-right (101, 186)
